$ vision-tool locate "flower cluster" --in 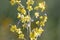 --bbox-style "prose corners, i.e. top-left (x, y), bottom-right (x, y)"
top-left (10, 0), bottom-right (47, 40)
top-left (10, 0), bottom-right (21, 5)
top-left (10, 25), bottom-right (24, 39)
top-left (17, 13), bottom-right (30, 23)
top-left (30, 27), bottom-right (44, 40)
top-left (36, 14), bottom-right (47, 27)
top-left (26, 0), bottom-right (34, 11)
top-left (17, 6), bottom-right (26, 15)
top-left (34, 1), bottom-right (46, 12)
